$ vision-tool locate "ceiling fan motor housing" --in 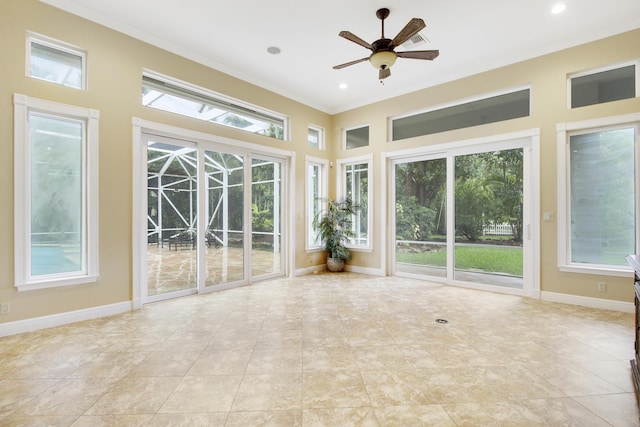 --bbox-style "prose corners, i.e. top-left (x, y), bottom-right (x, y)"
top-left (370, 38), bottom-right (397, 70)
